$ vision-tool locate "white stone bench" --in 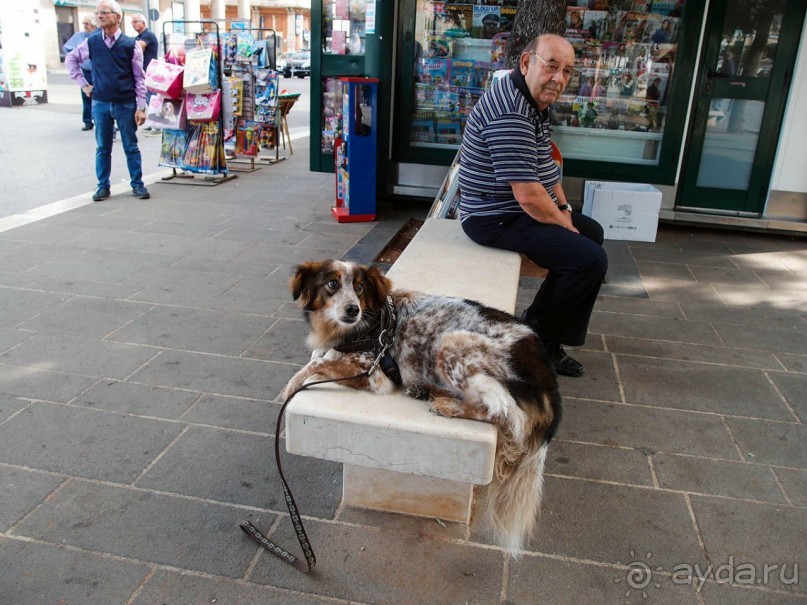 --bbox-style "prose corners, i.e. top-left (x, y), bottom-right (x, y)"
top-left (285, 218), bottom-right (522, 523)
